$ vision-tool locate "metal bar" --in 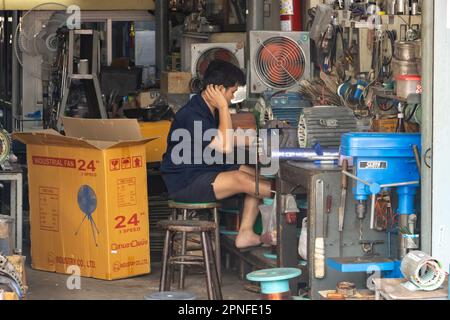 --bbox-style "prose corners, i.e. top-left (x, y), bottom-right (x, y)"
top-left (246, 0), bottom-right (264, 61)
top-left (342, 170), bottom-right (371, 187)
top-left (92, 75), bottom-right (107, 118)
top-left (380, 181), bottom-right (420, 188)
top-left (155, 0), bottom-right (169, 78)
top-left (17, 174), bottom-right (23, 254)
top-left (420, 0), bottom-right (433, 254)
top-left (11, 11), bottom-right (19, 130)
top-left (10, 180), bottom-right (17, 253)
top-left (68, 30), bottom-right (74, 75)
top-left (413, 145), bottom-right (421, 174)
top-left (314, 179), bottom-right (325, 279)
top-left (106, 19), bottom-right (113, 66)
top-left (370, 193), bottom-right (376, 230)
